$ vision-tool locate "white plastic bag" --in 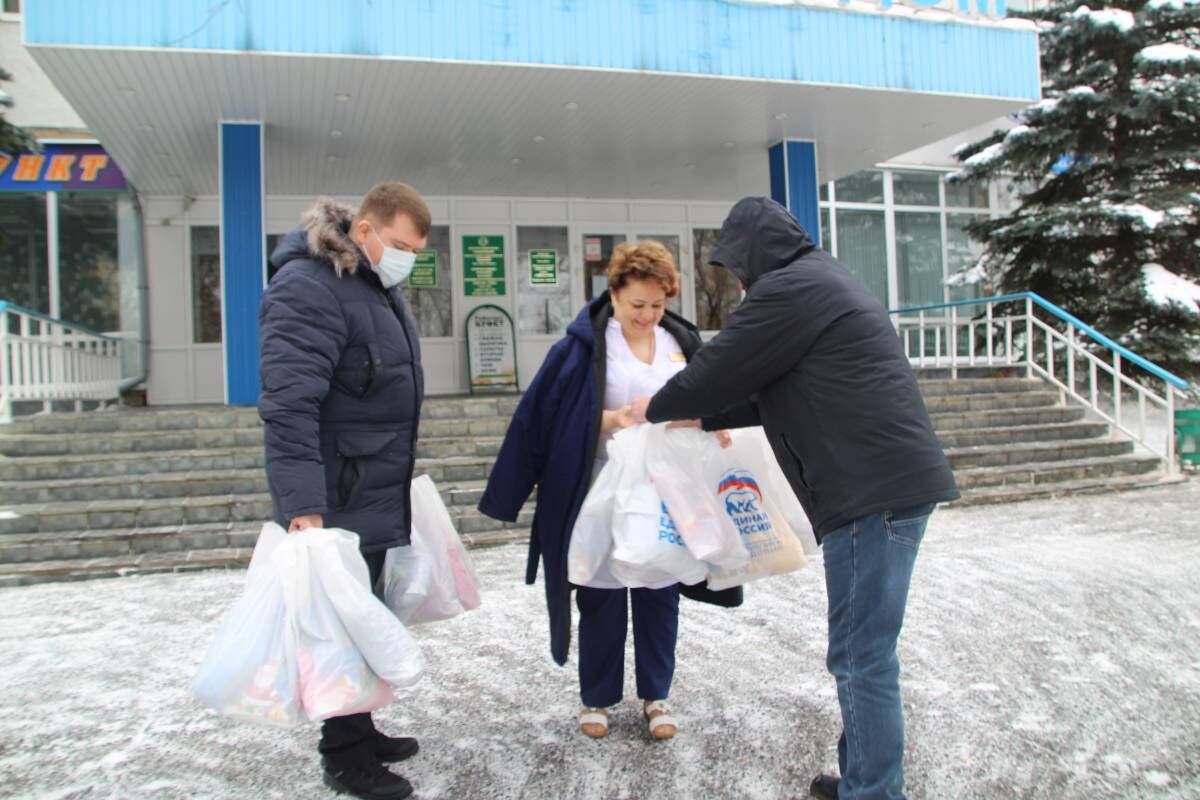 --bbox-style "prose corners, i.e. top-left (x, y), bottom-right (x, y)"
top-left (193, 523), bottom-right (423, 726)
top-left (609, 425), bottom-right (709, 587)
top-left (380, 476), bottom-right (481, 624)
top-left (705, 434), bottom-right (809, 591)
top-left (302, 529), bottom-right (424, 692)
top-left (192, 523), bottom-right (300, 727)
top-left (644, 425), bottom-right (750, 570)
top-left (738, 428), bottom-right (819, 555)
top-left (567, 445), bottom-right (620, 585)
